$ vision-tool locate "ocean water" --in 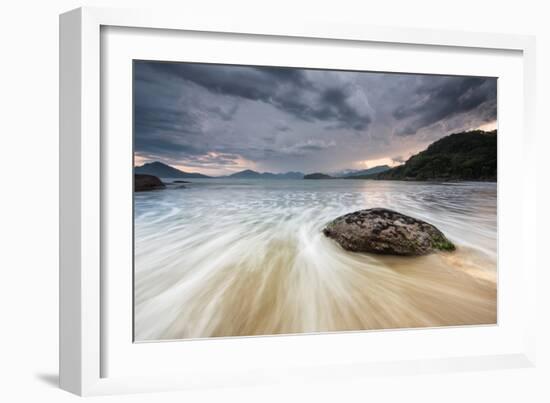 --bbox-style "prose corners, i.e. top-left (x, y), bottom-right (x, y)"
top-left (134, 179), bottom-right (497, 341)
